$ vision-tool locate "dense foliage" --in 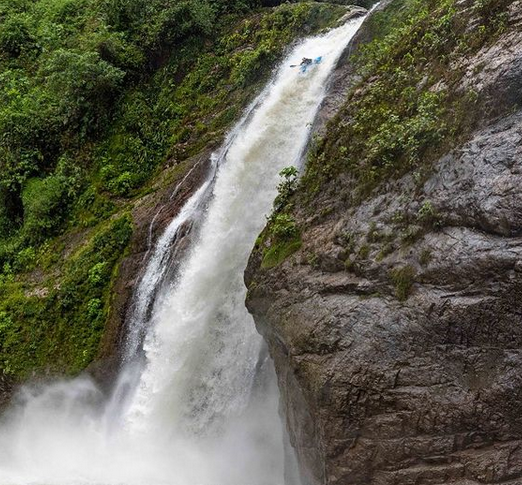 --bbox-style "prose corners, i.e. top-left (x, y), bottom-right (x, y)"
top-left (302, 0), bottom-right (512, 202)
top-left (0, 0), bottom-right (266, 248)
top-left (0, 215), bottom-right (132, 376)
top-left (0, 0), bottom-right (346, 380)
